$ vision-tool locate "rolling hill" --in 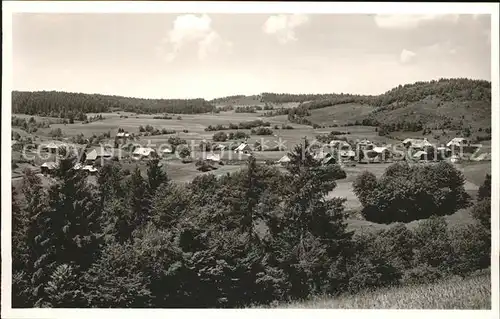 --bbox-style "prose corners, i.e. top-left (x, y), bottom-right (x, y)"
top-left (12, 78), bottom-right (491, 132)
